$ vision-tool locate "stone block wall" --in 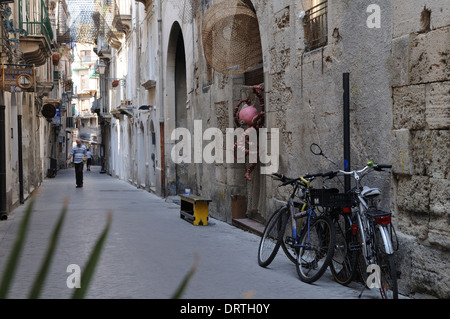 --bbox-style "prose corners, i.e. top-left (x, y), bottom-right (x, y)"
top-left (391, 1), bottom-right (449, 298)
